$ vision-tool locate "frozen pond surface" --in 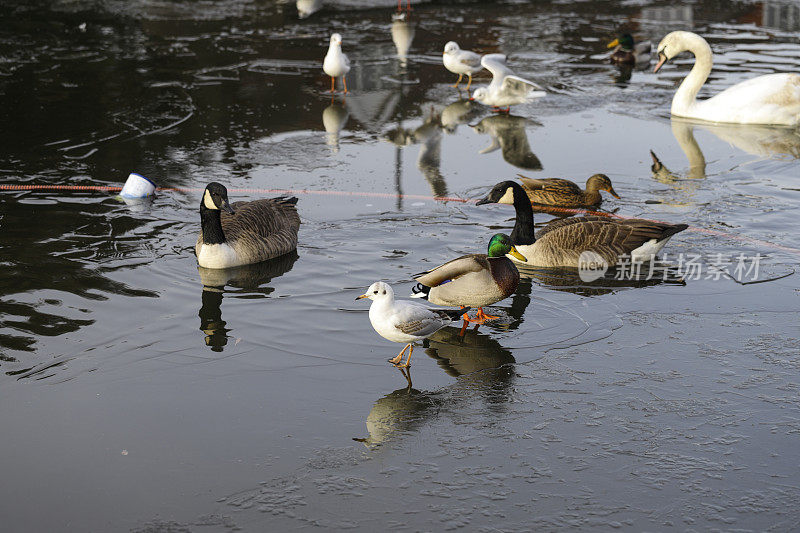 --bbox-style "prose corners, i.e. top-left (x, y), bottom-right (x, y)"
top-left (1, 0), bottom-right (800, 530)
